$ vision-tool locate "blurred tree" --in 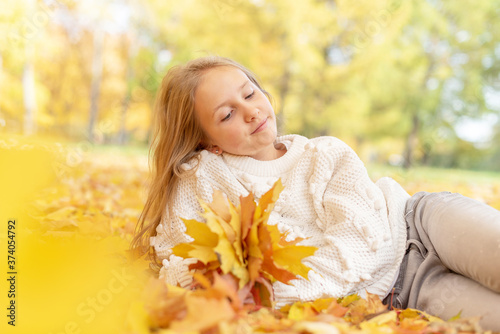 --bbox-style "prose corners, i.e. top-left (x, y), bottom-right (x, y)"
top-left (486, 121), bottom-right (500, 169)
top-left (317, 0), bottom-right (500, 168)
top-left (0, 0), bottom-right (39, 135)
top-left (117, 32), bottom-right (134, 145)
top-left (1, 0), bottom-right (499, 171)
top-left (357, 0), bottom-right (500, 168)
top-left (88, 28), bottom-right (104, 143)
